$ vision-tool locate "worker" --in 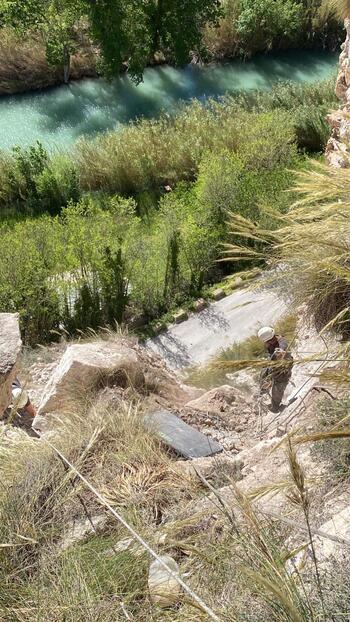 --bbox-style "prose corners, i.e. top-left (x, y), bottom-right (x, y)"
top-left (258, 326), bottom-right (293, 413)
top-left (4, 378), bottom-right (36, 433)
